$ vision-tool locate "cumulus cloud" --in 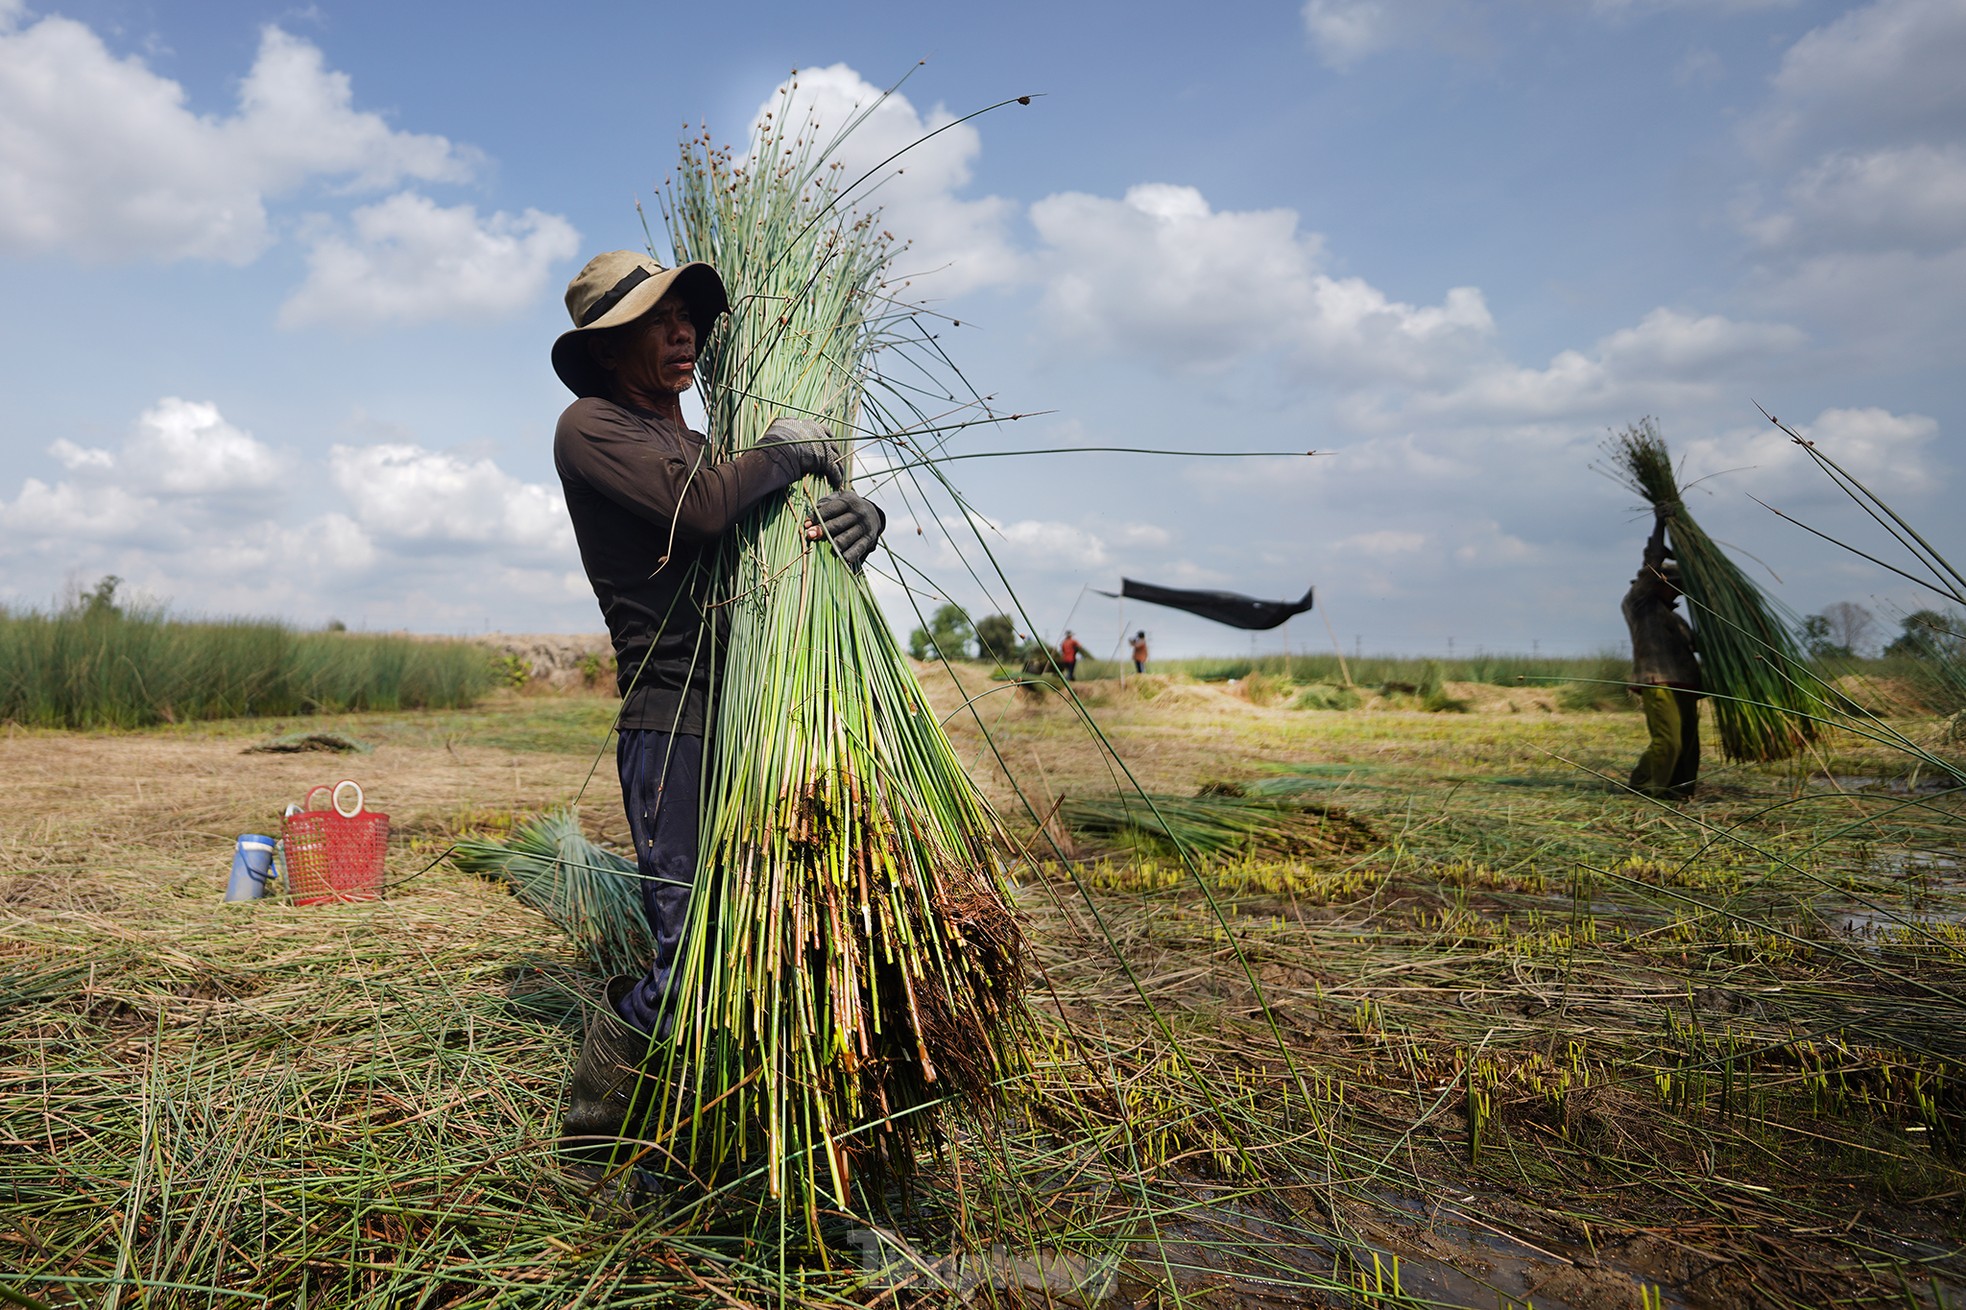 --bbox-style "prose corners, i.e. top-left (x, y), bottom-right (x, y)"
top-left (124, 398), bottom-right (284, 495)
top-left (36, 398), bottom-right (281, 498)
top-left (1731, 1), bottom-right (1966, 361)
top-left (1678, 405), bottom-right (1940, 498)
top-left (1746, 144), bottom-right (1966, 256)
top-left (0, 20), bottom-right (477, 263)
top-left (330, 442), bottom-right (571, 555)
top-left (1452, 521), bottom-right (1537, 565)
top-left (1029, 182), bottom-right (1492, 383)
top-left (962, 511), bottom-right (1113, 570)
top-left (0, 396), bottom-right (596, 626)
top-left (0, 476), bottom-right (162, 545)
top-left (1766, 146), bottom-right (1966, 253)
top-left (1749, 0), bottom-right (1966, 156)
top-left (0, 397), bottom-right (283, 557)
top-left (281, 192), bottom-right (580, 328)
top-left (750, 64), bottom-right (1020, 296)
top-left (1413, 308), bottom-right (1805, 420)
top-left (1300, 0), bottom-right (1786, 70)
